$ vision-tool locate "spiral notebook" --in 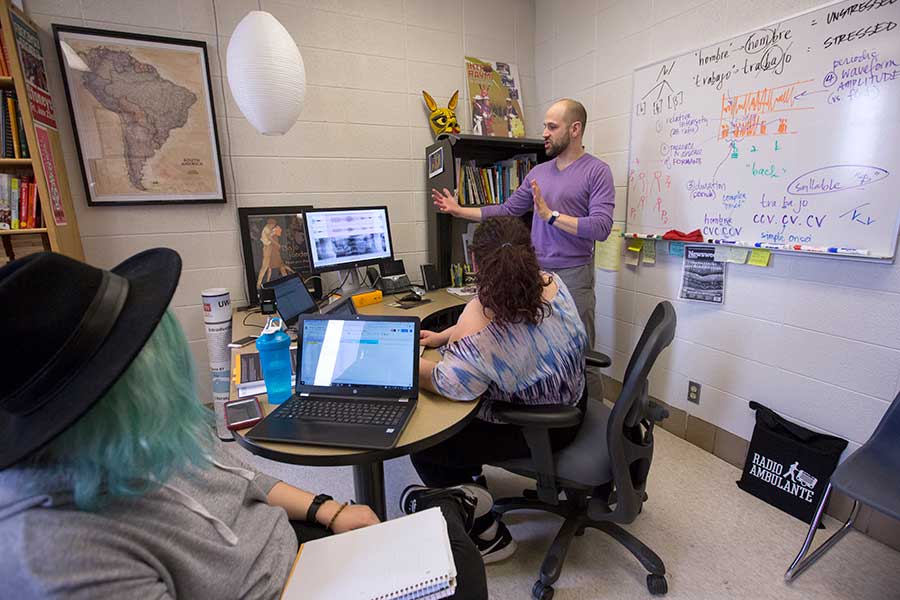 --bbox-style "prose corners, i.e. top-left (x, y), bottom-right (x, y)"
top-left (281, 508), bottom-right (457, 600)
